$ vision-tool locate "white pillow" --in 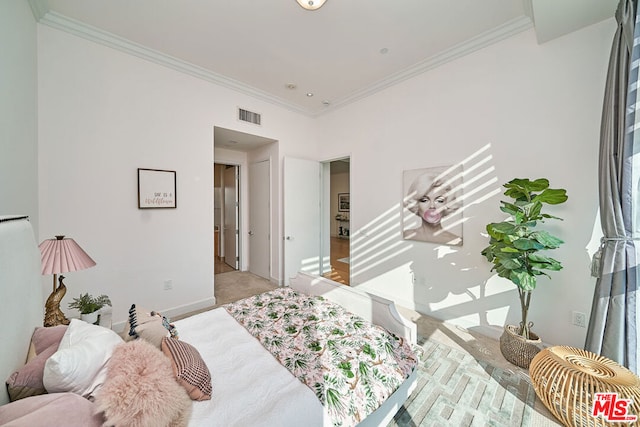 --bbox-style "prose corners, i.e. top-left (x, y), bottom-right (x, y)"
top-left (43, 318), bottom-right (123, 398)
